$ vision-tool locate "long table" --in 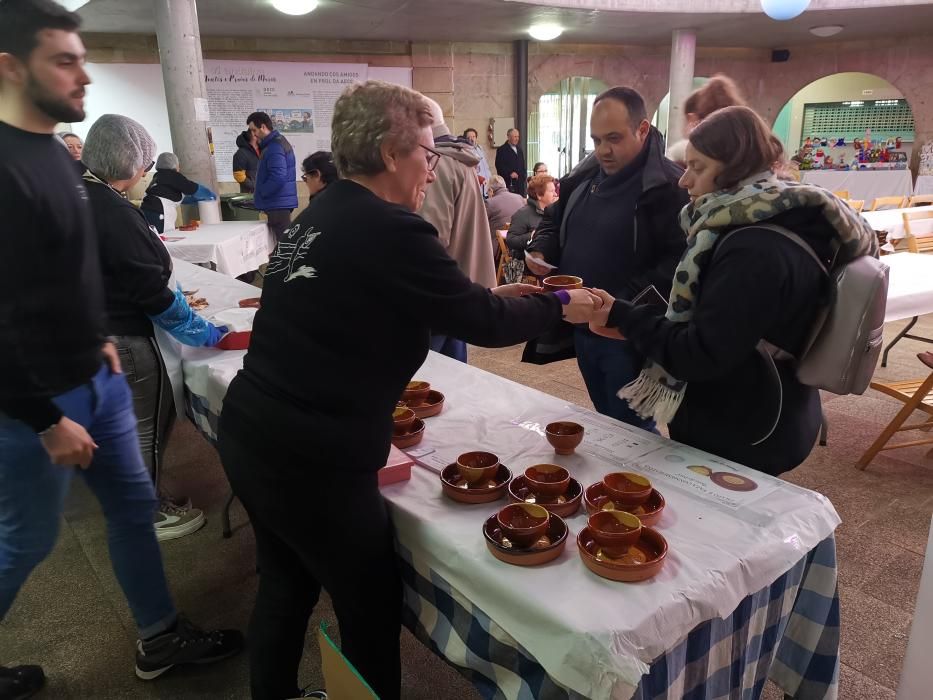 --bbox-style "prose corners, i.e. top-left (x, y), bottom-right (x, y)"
top-left (801, 169), bottom-right (912, 202)
top-left (169, 260), bottom-right (841, 699)
top-left (162, 220), bottom-right (274, 277)
top-left (879, 252), bottom-right (933, 366)
top-left (862, 205), bottom-right (933, 252)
